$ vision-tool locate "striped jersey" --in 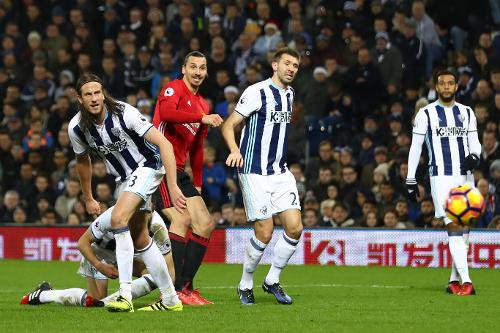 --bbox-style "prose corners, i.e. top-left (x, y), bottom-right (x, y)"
top-left (68, 101), bottom-right (161, 181)
top-left (413, 100), bottom-right (477, 176)
top-left (235, 78), bottom-right (294, 175)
